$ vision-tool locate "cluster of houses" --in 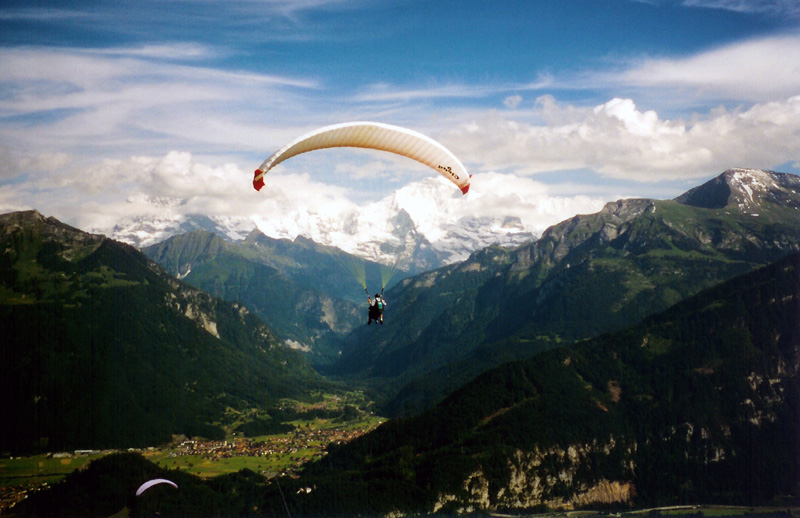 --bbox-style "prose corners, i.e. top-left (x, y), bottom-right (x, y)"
top-left (170, 425), bottom-right (375, 474)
